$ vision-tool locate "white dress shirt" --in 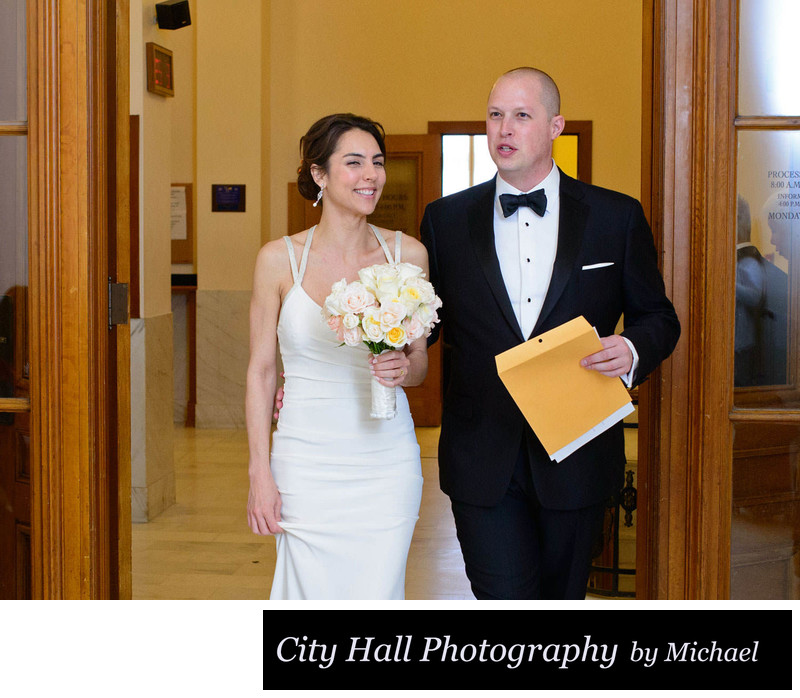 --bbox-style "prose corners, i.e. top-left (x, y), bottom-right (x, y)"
top-left (493, 163), bottom-right (561, 339)
top-left (493, 161), bottom-right (638, 386)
